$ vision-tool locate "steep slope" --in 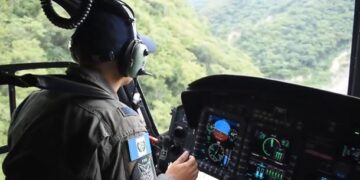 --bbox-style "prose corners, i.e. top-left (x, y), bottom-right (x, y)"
top-left (190, 0), bottom-right (354, 86)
